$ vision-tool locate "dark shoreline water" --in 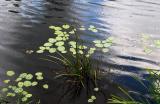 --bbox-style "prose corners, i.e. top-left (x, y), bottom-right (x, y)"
top-left (0, 0), bottom-right (160, 103)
